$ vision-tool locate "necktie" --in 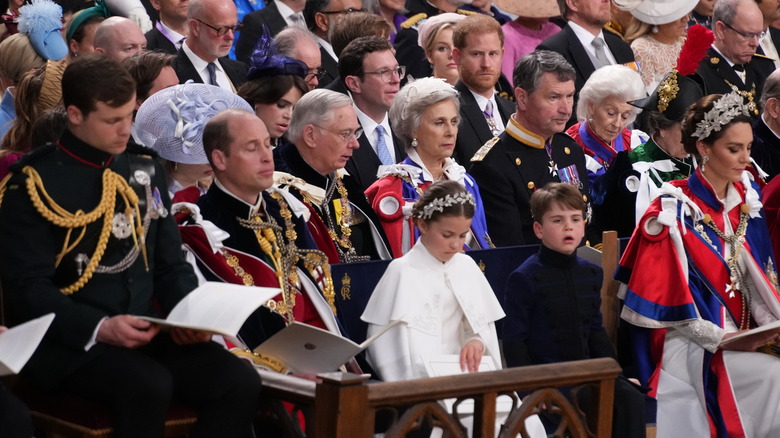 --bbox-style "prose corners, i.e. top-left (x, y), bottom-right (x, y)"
top-left (375, 125), bottom-right (393, 166)
top-left (289, 13), bottom-right (306, 29)
top-left (591, 37), bottom-right (610, 67)
top-left (206, 62), bottom-right (218, 87)
top-left (483, 100), bottom-right (500, 136)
